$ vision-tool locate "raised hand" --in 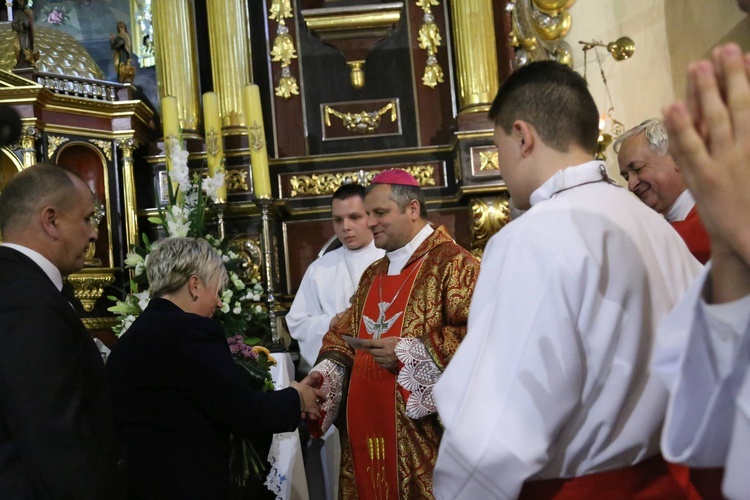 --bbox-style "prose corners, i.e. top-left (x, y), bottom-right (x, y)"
top-left (663, 43), bottom-right (750, 302)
